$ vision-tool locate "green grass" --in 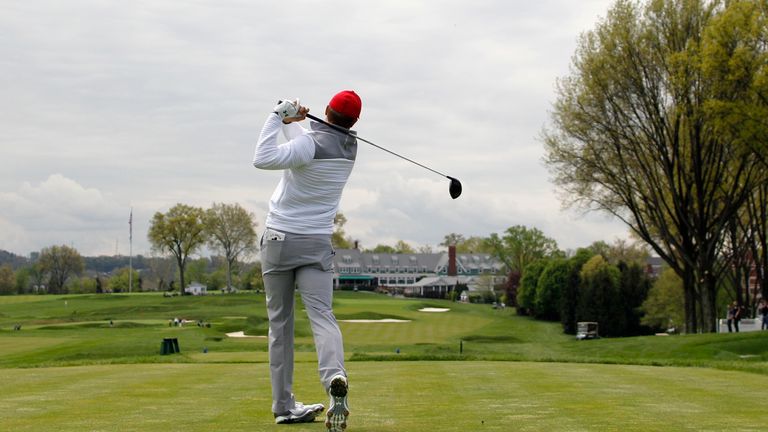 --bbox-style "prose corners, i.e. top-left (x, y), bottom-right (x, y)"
top-left (2, 361), bottom-right (767, 431)
top-left (1, 291), bottom-right (768, 430)
top-left (2, 291), bottom-right (768, 371)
